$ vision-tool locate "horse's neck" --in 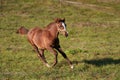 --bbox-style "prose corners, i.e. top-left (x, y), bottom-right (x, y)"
top-left (45, 22), bottom-right (59, 38)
